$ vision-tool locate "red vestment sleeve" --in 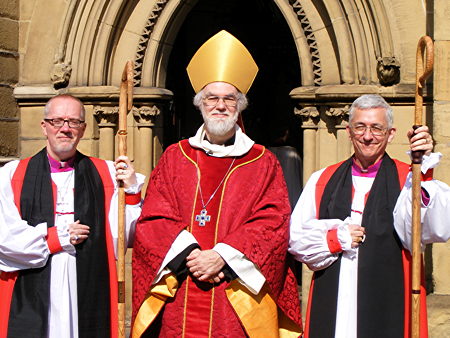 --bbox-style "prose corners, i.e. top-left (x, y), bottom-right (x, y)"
top-left (132, 145), bottom-right (188, 320)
